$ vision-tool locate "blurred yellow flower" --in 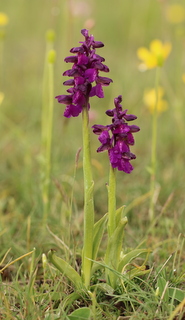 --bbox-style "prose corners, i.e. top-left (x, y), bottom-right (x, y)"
top-left (166, 4), bottom-right (185, 24)
top-left (143, 87), bottom-right (168, 114)
top-left (0, 92), bottom-right (4, 105)
top-left (0, 12), bottom-right (9, 26)
top-left (137, 40), bottom-right (172, 71)
top-left (182, 74), bottom-right (185, 83)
